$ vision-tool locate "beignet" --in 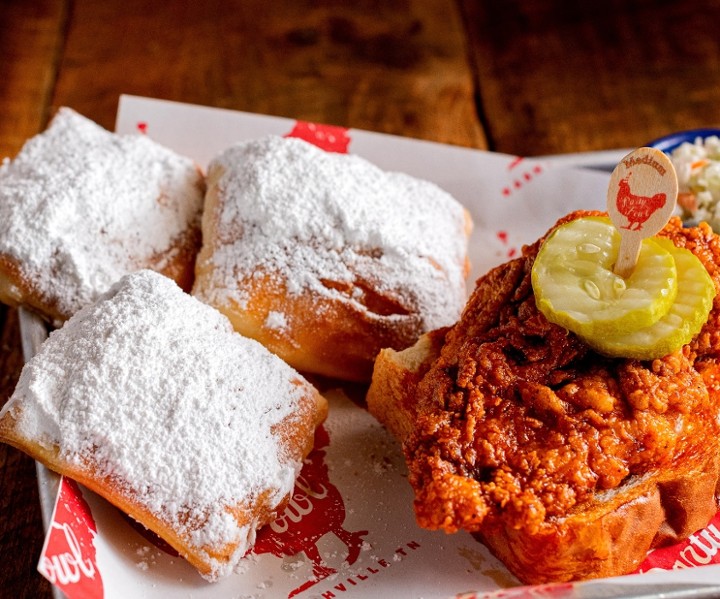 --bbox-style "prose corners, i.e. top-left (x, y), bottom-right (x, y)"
top-left (0, 108), bottom-right (204, 324)
top-left (192, 135), bottom-right (472, 381)
top-left (0, 270), bottom-right (328, 581)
